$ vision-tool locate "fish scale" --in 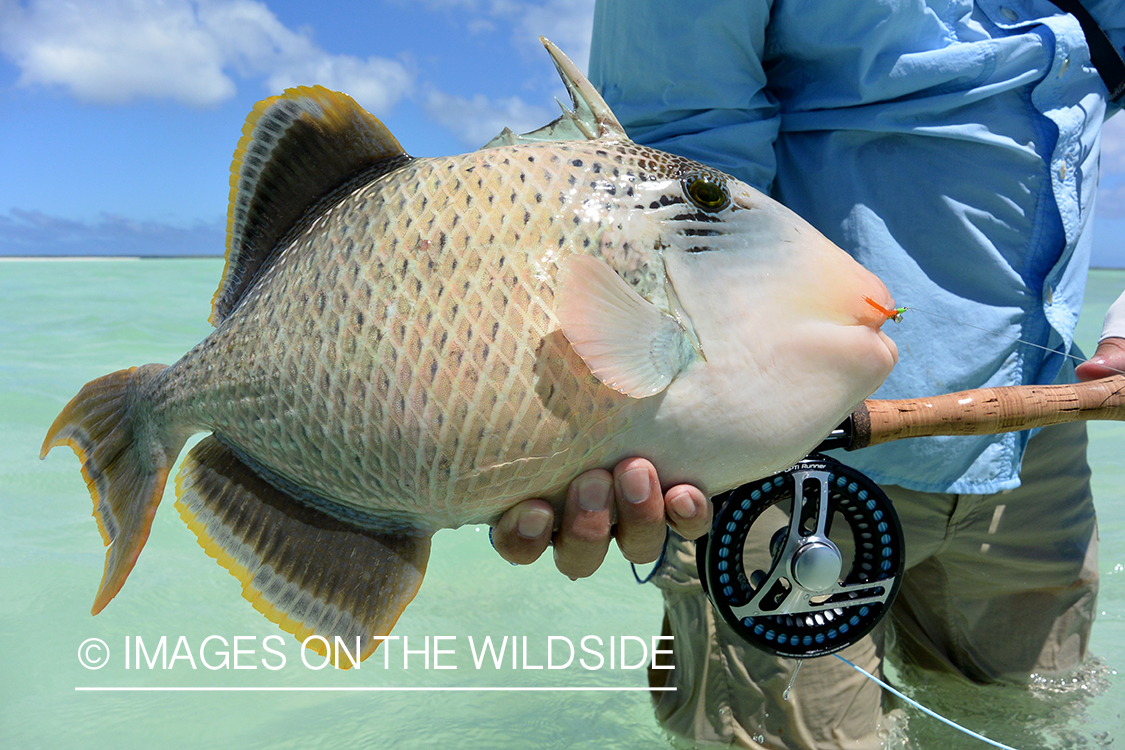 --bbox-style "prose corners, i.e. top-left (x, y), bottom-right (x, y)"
top-left (42, 39), bottom-right (899, 665)
top-left (163, 142), bottom-right (652, 528)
